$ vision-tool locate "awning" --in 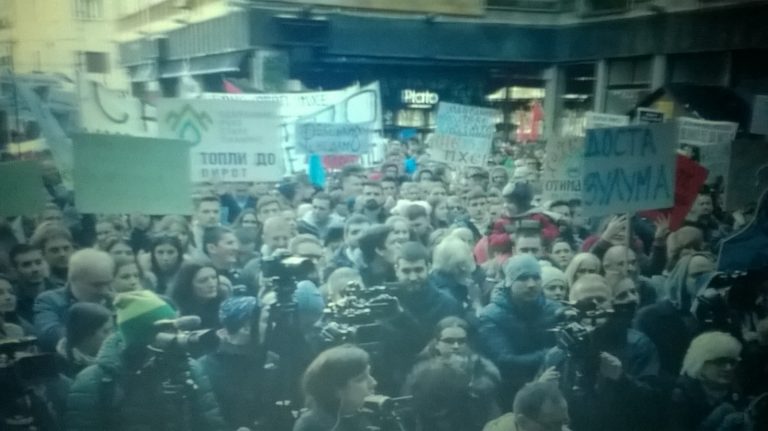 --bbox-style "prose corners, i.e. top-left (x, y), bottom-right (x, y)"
top-left (159, 51), bottom-right (248, 78)
top-left (127, 63), bottom-right (158, 82)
